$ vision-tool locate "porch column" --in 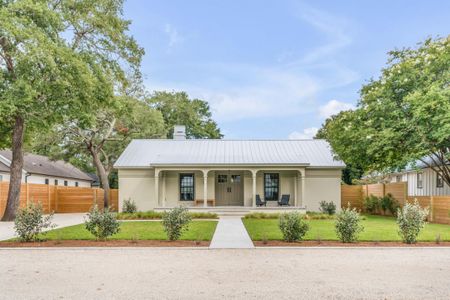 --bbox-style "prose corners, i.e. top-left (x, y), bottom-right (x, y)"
top-left (154, 168), bottom-right (160, 207)
top-left (294, 173), bottom-right (298, 207)
top-left (300, 169), bottom-right (306, 208)
top-left (202, 170), bottom-right (208, 207)
top-left (162, 172), bottom-right (166, 207)
top-left (251, 170), bottom-right (257, 207)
